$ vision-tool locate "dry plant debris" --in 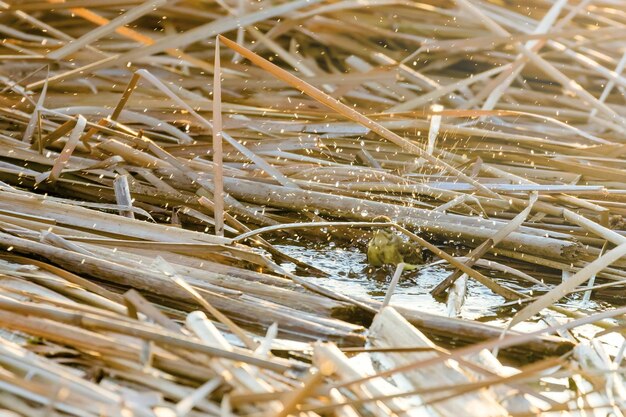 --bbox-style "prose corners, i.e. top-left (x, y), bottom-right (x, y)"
top-left (0, 0), bottom-right (625, 415)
